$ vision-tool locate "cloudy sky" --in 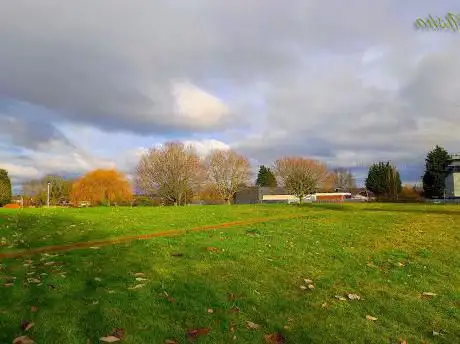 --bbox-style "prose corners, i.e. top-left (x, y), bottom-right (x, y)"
top-left (1, 0), bottom-right (460, 190)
